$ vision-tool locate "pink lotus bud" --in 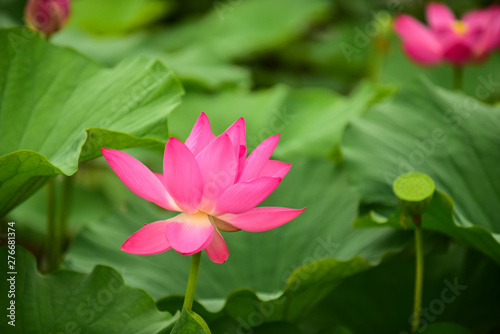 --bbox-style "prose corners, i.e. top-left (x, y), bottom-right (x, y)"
top-left (25, 0), bottom-right (70, 37)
